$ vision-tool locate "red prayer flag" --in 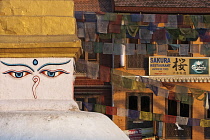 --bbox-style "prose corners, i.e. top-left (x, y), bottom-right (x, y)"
top-left (106, 106), bottom-right (117, 115)
top-left (164, 115), bottom-right (176, 123)
top-left (99, 65), bottom-right (111, 82)
top-left (168, 91), bottom-right (176, 100)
